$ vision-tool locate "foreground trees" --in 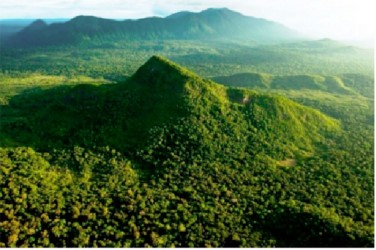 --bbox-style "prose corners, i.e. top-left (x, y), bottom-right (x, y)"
top-left (0, 134), bottom-right (373, 247)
